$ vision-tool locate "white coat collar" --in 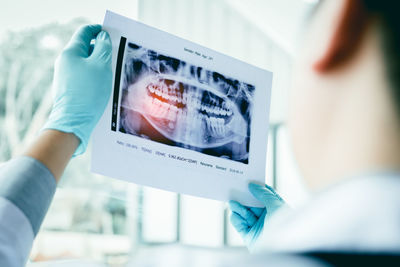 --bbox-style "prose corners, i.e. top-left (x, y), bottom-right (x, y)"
top-left (254, 174), bottom-right (400, 253)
